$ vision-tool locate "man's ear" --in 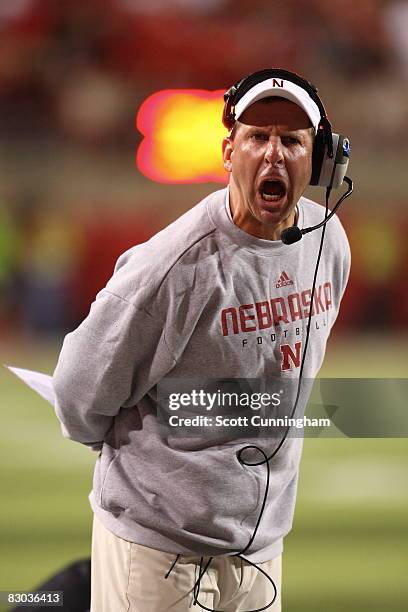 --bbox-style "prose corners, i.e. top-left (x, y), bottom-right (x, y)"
top-left (222, 137), bottom-right (234, 173)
